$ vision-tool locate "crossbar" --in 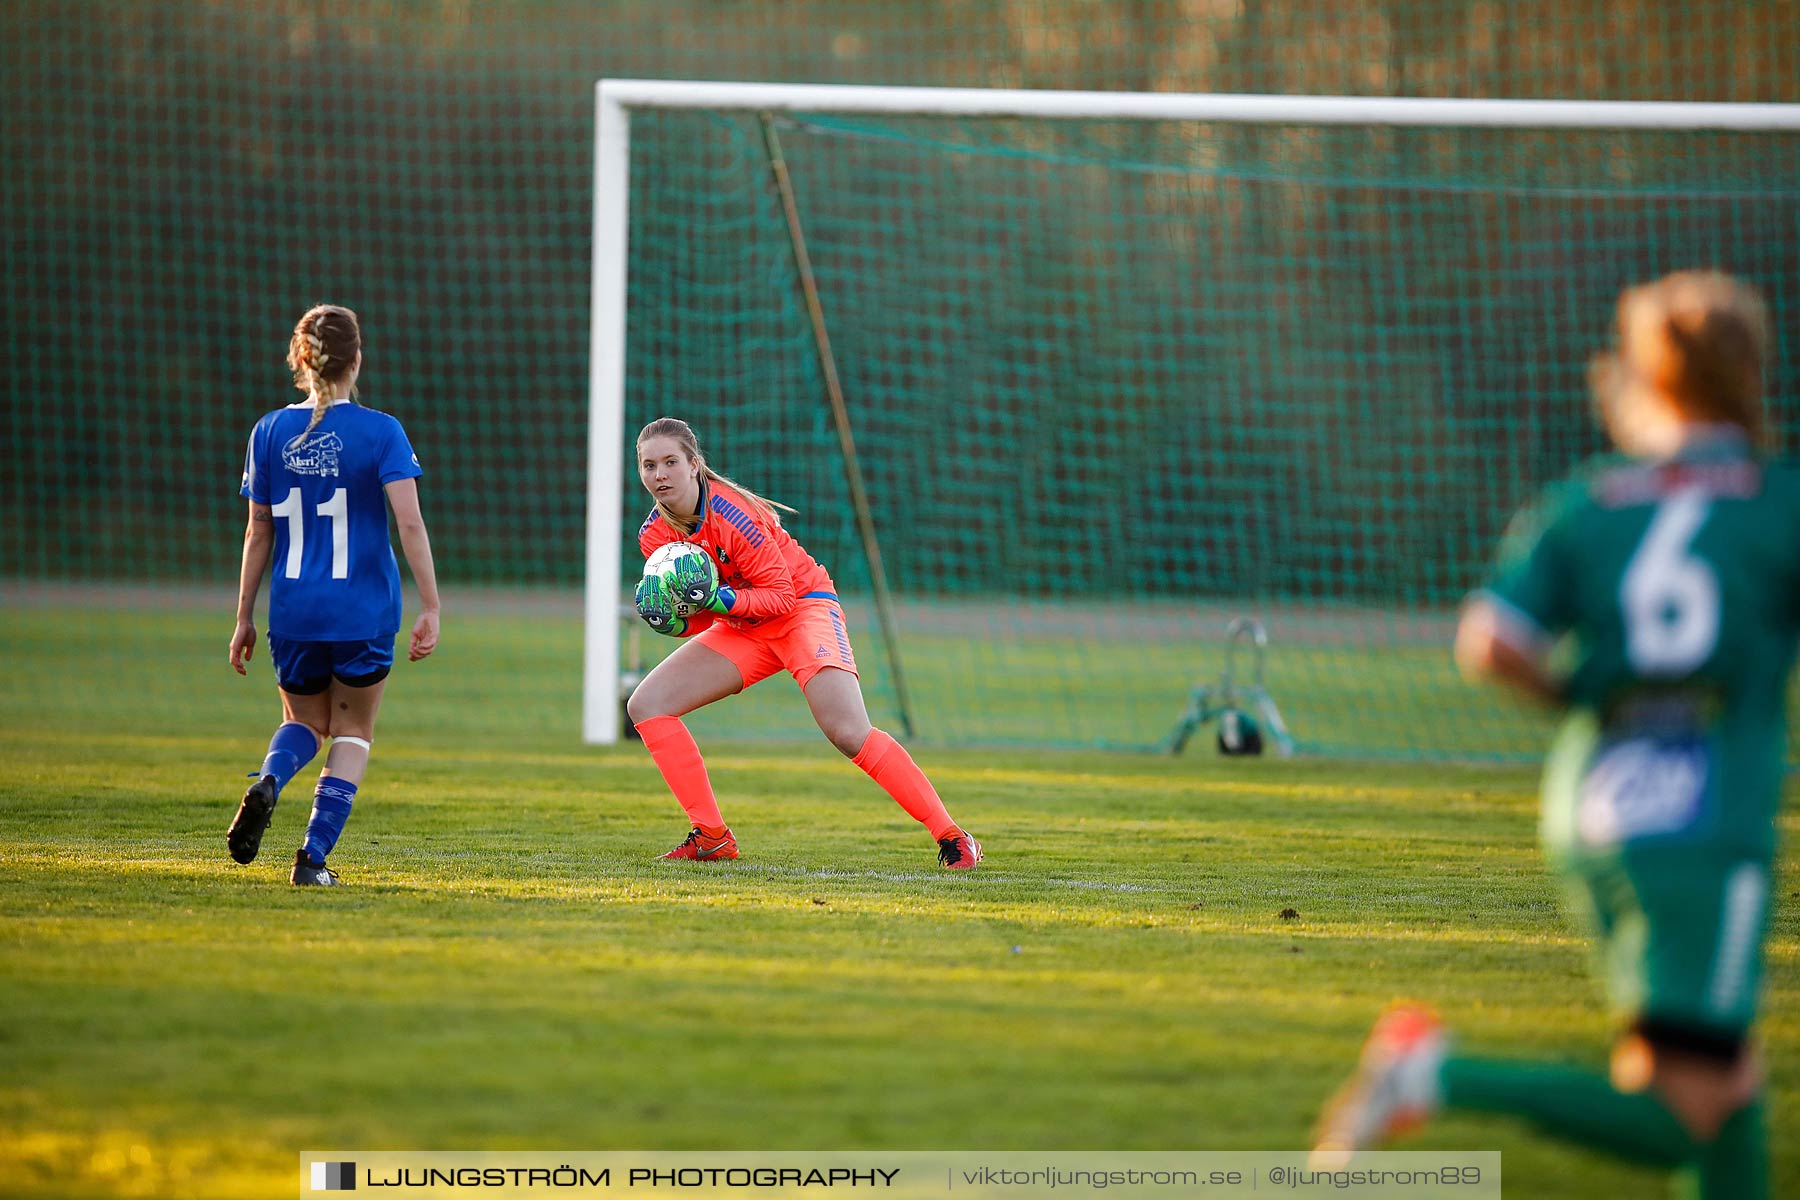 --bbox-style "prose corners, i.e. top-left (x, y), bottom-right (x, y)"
top-left (582, 79), bottom-right (1800, 744)
top-left (599, 79), bottom-right (1800, 131)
